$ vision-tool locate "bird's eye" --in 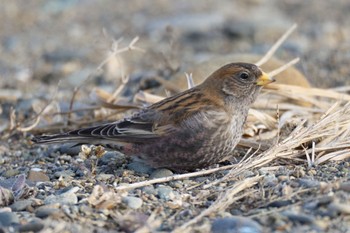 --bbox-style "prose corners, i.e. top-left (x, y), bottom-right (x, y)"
top-left (239, 72), bottom-right (249, 80)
